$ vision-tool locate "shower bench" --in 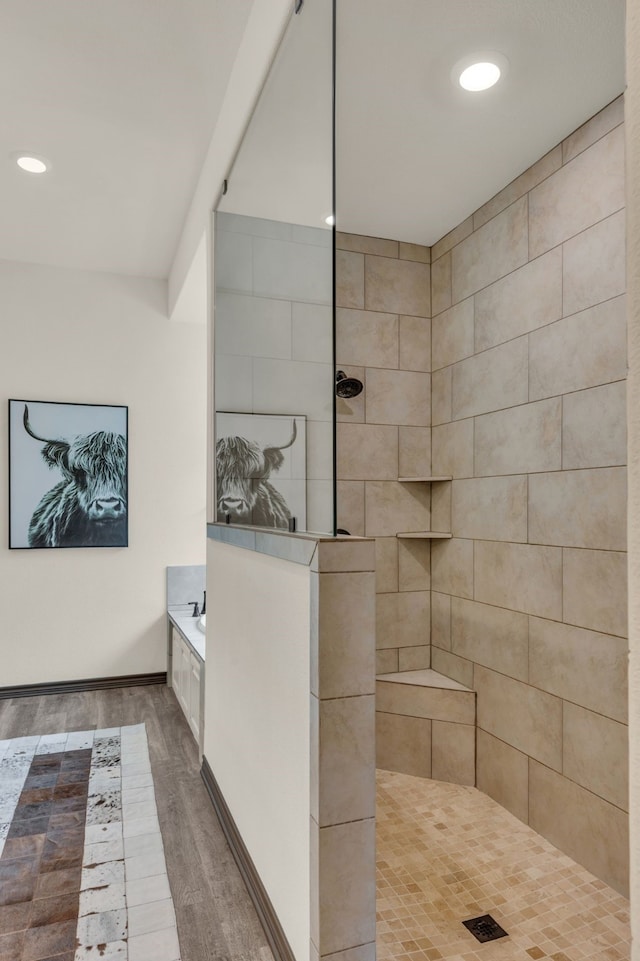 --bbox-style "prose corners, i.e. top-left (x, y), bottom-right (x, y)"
top-left (376, 669), bottom-right (476, 786)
